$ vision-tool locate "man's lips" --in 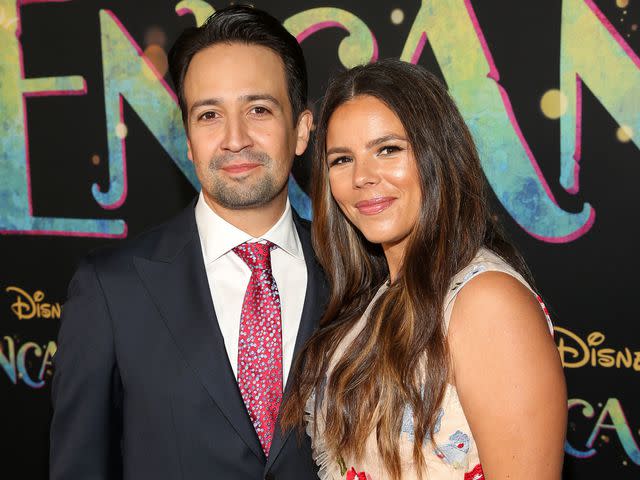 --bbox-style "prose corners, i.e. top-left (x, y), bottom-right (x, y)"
top-left (355, 197), bottom-right (396, 215)
top-left (221, 163), bottom-right (261, 174)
